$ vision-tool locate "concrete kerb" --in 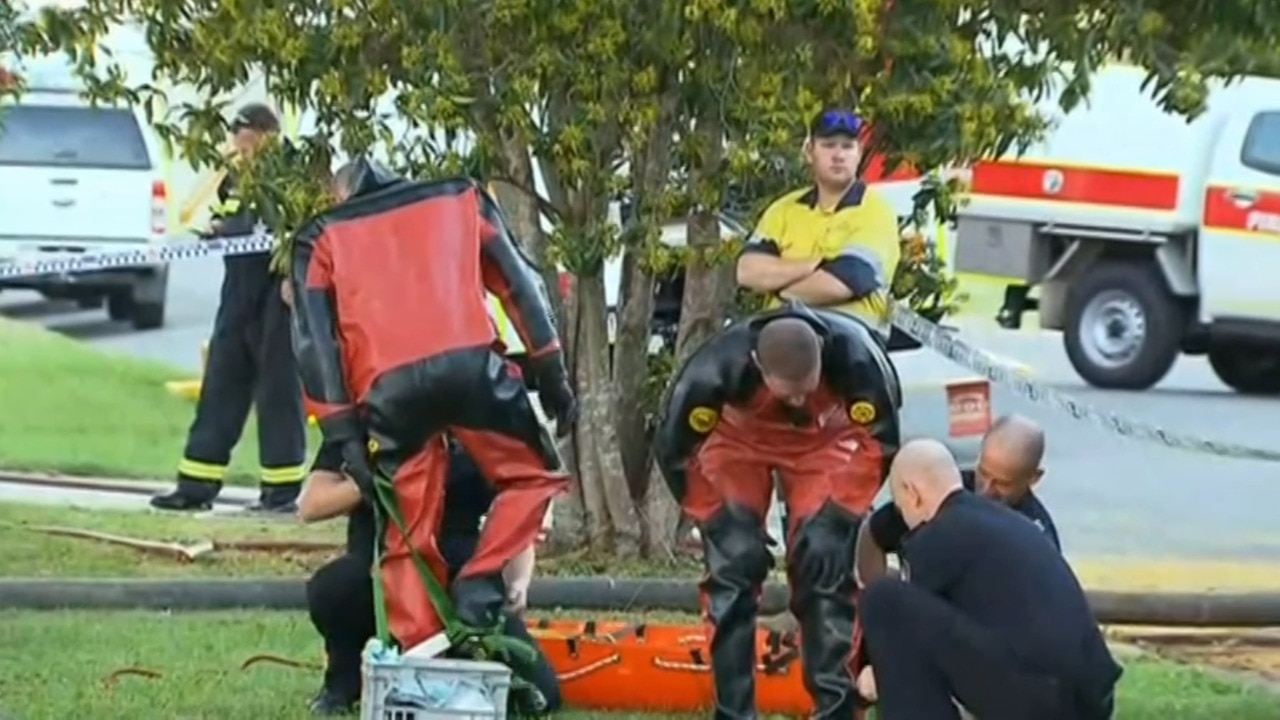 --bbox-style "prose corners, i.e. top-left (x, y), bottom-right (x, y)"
top-left (3, 577), bottom-right (1280, 627)
top-left (0, 470), bottom-right (257, 506)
